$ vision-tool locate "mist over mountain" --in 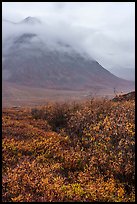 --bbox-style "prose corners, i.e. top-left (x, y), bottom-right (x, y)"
top-left (3, 2), bottom-right (135, 77)
top-left (2, 17), bottom-right (134, 106)
top-left (109, 67), bottom-right (135, 82)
